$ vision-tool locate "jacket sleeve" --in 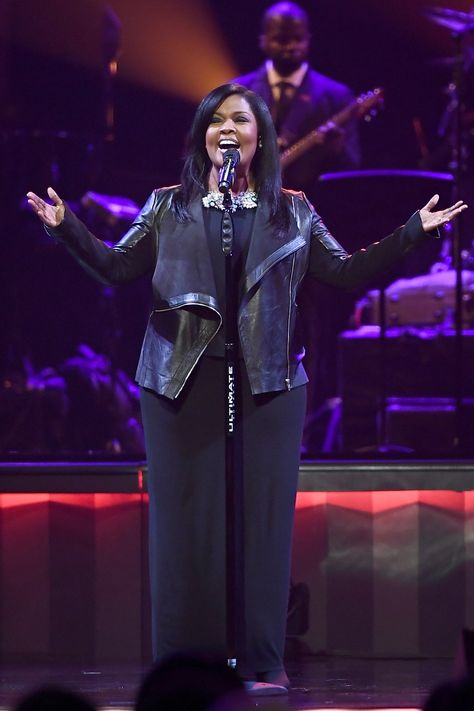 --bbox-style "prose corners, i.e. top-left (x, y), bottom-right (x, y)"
top-left (308, 206), bottom-right (437, 290)
top-left (46, 189), bottom-right (163, 285)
